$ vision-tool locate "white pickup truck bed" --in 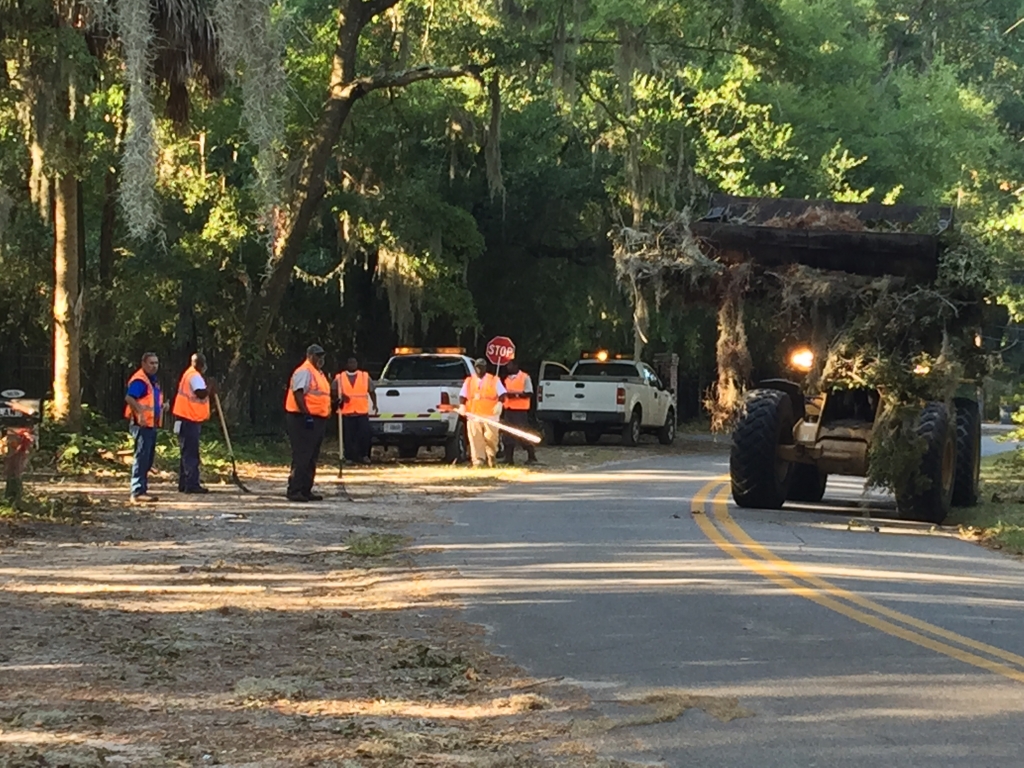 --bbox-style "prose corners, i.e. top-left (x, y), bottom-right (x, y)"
top-left (536, 359), bottom-right (676, 446)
